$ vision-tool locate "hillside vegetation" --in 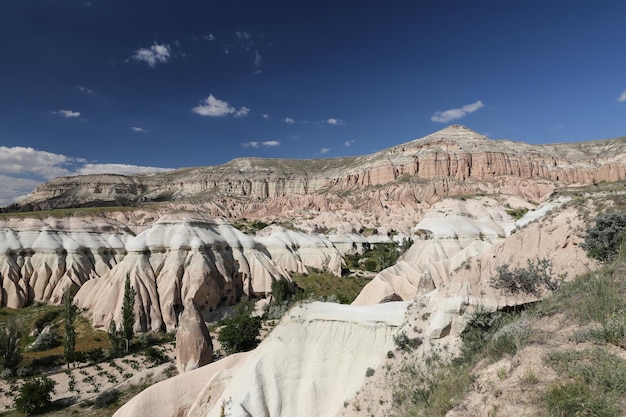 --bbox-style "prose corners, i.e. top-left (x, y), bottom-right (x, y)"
top-left (383, 212), bottom-right (626, 417)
